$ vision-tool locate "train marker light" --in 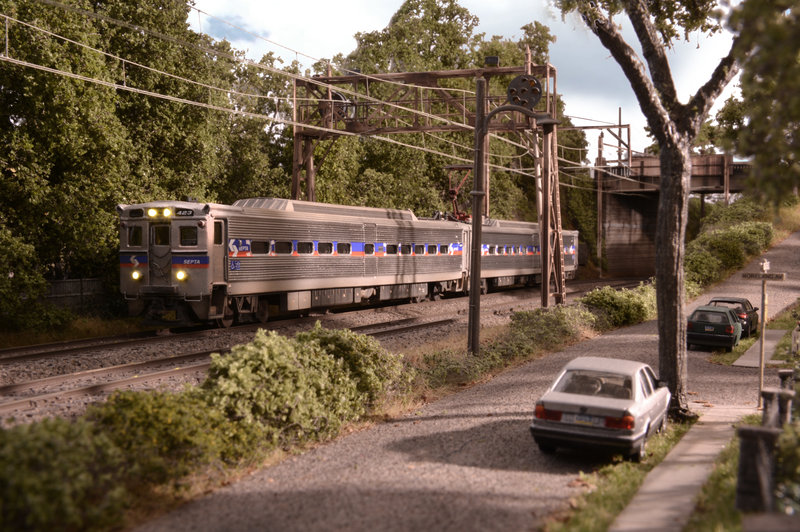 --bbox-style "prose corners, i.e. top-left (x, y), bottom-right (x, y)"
top-left (175, 270), bottom-right (187, 281)
top-left (131, 270), bottom-right (141, 280)
top-left (147, 208), bottom-right (158, 217)
top-left (163, 208), bottom-right (172, 217)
